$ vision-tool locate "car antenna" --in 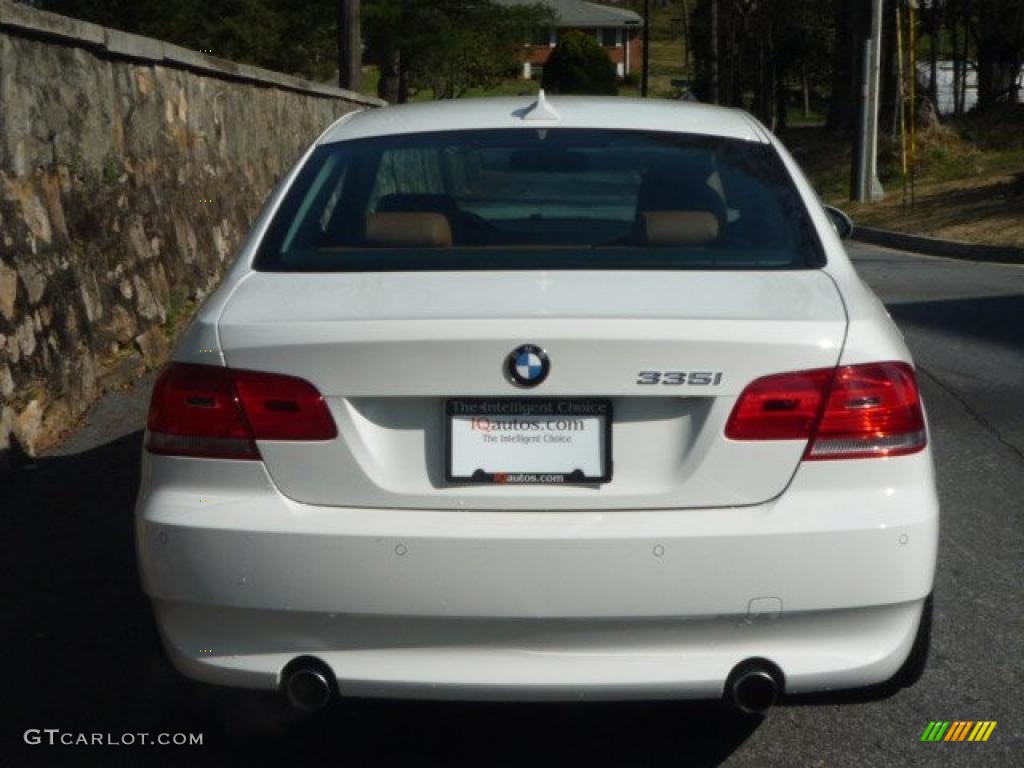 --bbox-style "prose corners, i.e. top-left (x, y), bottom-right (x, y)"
top-left (517, 89), bottom-right (560, 122)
